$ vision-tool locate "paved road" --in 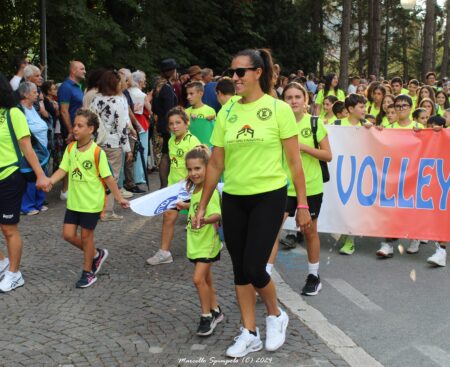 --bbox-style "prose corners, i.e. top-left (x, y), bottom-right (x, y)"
top-left (0, 175), bottom-right (348, 367)
top-left (276, 232), bottom-right (450, 367)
